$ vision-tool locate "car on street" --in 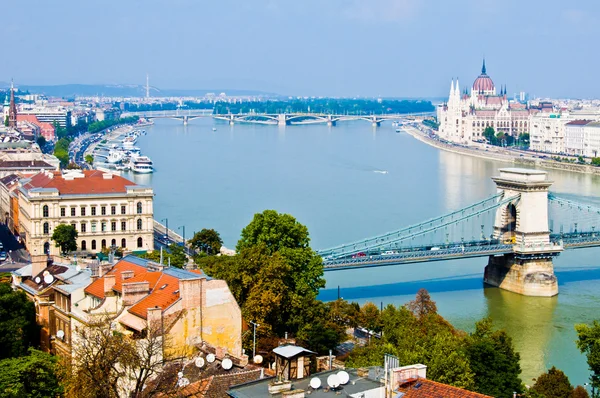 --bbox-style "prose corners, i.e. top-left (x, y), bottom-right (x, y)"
top-left (0, 251), bottom-right (7, 261)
